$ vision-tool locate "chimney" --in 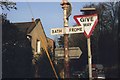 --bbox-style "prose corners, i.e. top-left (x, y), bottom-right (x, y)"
top-left (32, 18), bottom-right (34, 22)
